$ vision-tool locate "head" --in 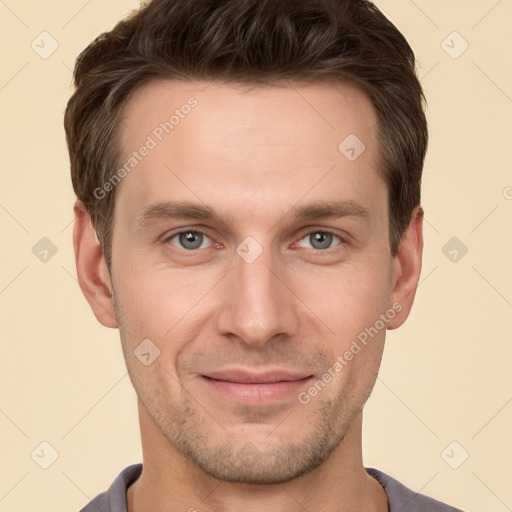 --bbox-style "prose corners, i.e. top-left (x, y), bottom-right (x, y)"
top-left (67, 0), bottom-right (427, 485)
